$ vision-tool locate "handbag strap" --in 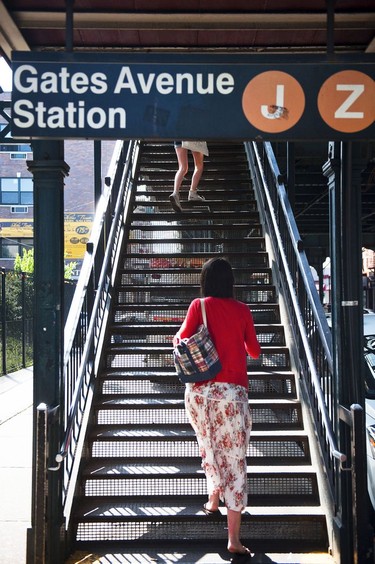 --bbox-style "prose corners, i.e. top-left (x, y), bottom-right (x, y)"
top-left (200, 298), bottom-right (208, 327)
